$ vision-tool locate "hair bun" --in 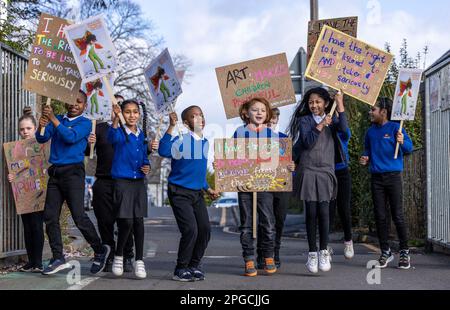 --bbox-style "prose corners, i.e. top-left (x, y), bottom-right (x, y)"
top-left (22, 106), bottom-right (33, 116)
